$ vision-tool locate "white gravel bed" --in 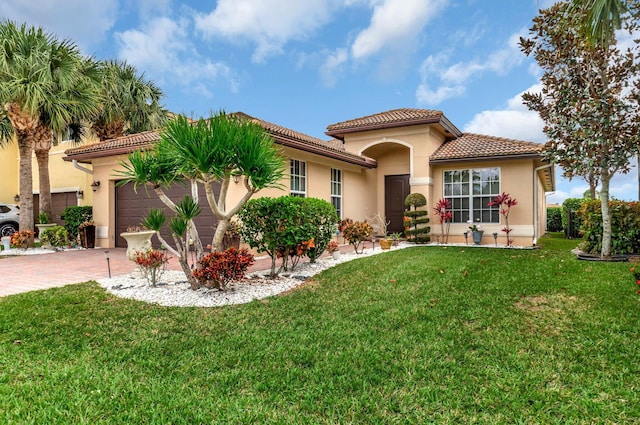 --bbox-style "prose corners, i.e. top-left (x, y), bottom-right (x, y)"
top-left (97, 243), bottom-right (411, 308)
